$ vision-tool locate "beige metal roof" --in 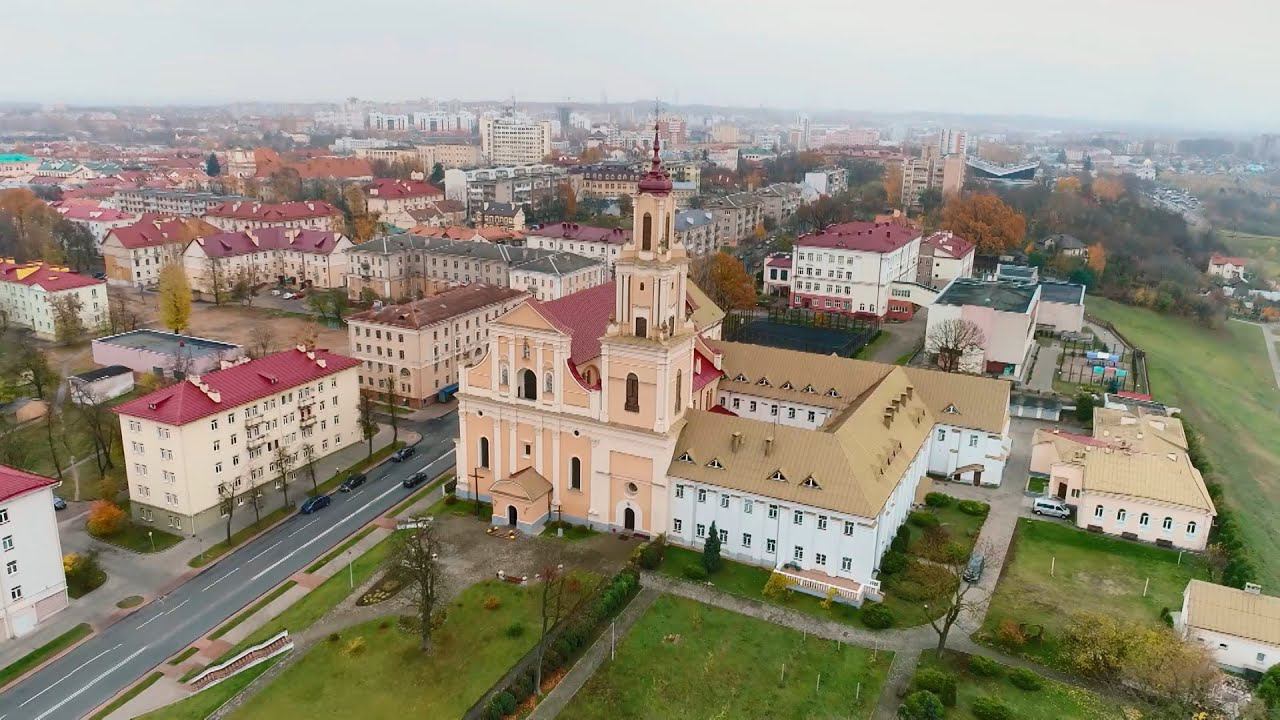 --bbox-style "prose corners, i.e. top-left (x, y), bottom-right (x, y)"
top-left (1093, 407), bottom-right (1187, 454)
top-left (710, 341), bottom-right (1010, 434)
top-left (489, 466), bottom-right (552, 501)
top-left (1080, 447), bottom-right (1215, 512)
top-left (668, 366), bottom-right (932, 519)
top-left (686, 281), bottom-right (725, 332)
top-left (1185, 579), bottom-right (1280, 646)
